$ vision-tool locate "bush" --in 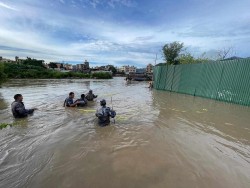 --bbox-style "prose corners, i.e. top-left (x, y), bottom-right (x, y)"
top-left (3, 63), bottom-right (112, 79)
top-left (91, 72), bottom-right (112, 79)
top-left (0, 63), bottom-right (7, 84)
